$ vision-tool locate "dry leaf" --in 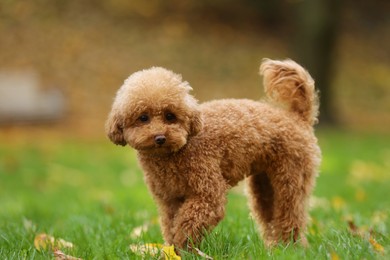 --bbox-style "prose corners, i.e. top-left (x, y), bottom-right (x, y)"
top-left (347, 220), bottom-right (361, 237)
top-left (347, 220), bottom-right (369, 238)
top-left (54, 249), bottom-right (82, 260)
top-left (57, 238), bottom-right (74, 249)
top-left (129, 243), bottom-right (182, 260)
top-left (189, 246), bottom-right (213, 259)
top-left (34, 233), bottom-right (55, 251)
top-left (347, 220), bottom-right (386, 254)
top-left (34, 233), bottom-right (74, 251)
top-left (129, 243), bottom-right (161, 257)
top-left (369, 237), bottom-right (385, 254)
